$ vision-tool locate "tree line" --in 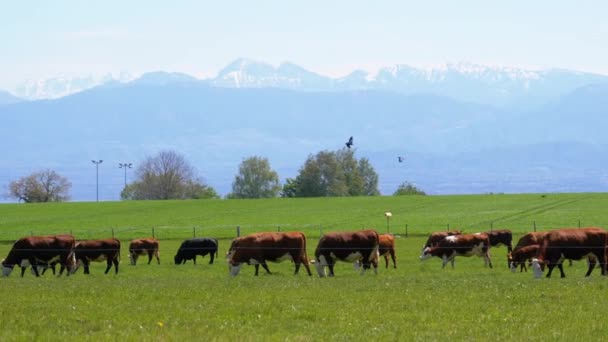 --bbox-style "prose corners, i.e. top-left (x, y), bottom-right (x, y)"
top-left (5, 149), bottom-right (425, 203)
